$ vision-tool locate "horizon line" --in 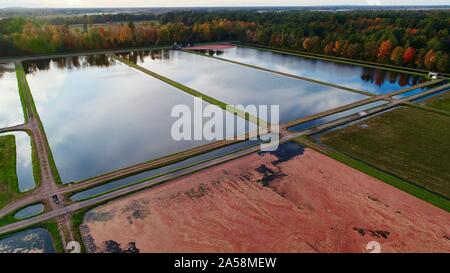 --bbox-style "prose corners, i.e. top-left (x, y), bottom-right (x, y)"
top-left (2, 4), bottom-right (450, 9)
